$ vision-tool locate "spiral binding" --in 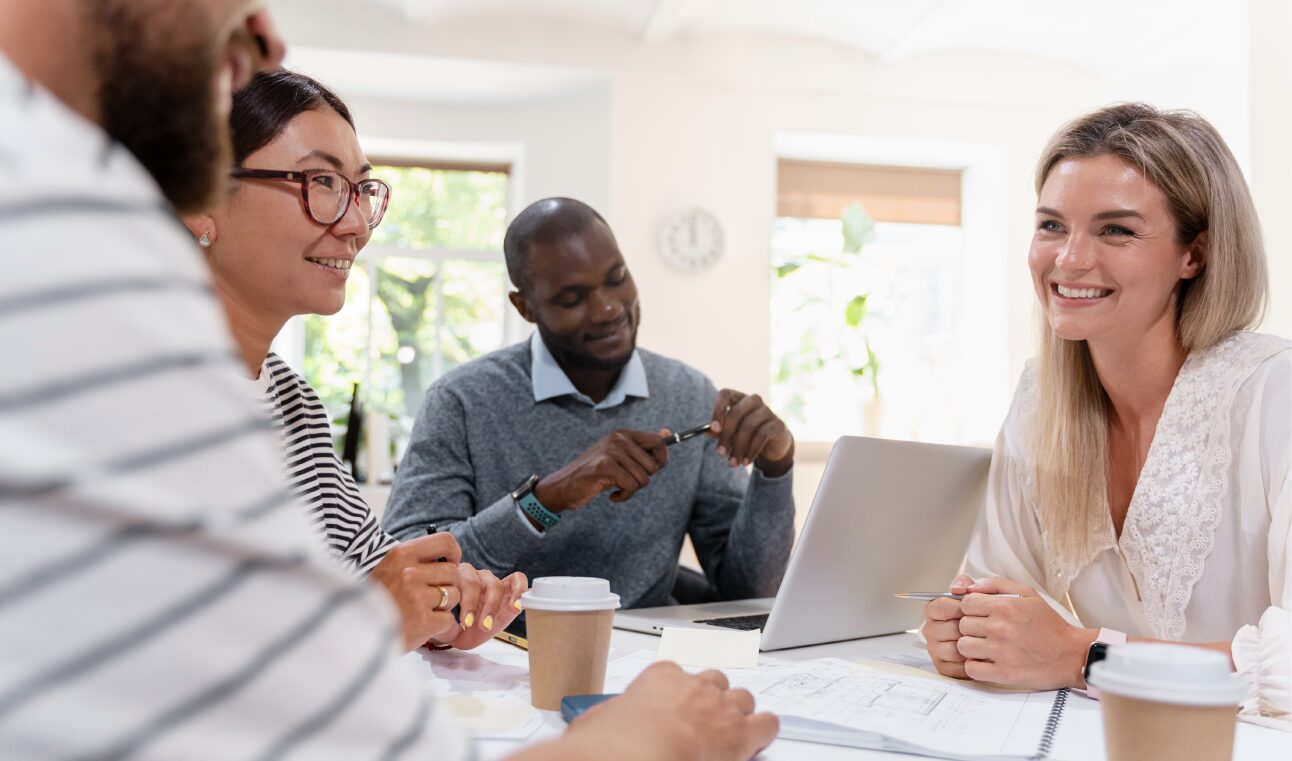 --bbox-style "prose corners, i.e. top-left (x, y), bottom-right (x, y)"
top-left (1031, 688), bottom-right (1069, 759)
